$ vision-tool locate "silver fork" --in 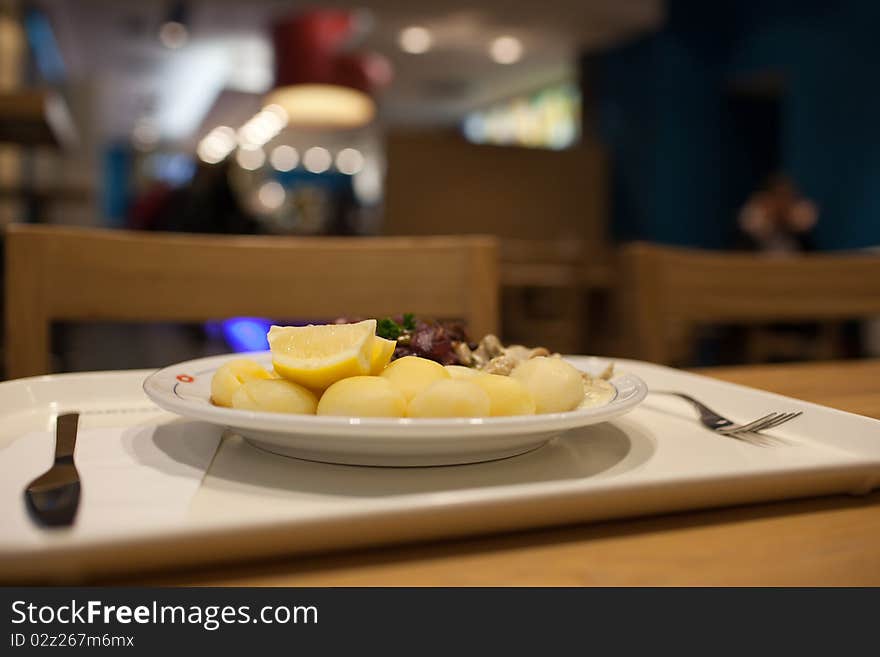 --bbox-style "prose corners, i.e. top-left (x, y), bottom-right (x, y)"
top-left (652, 391), bottom-right (801, 441)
